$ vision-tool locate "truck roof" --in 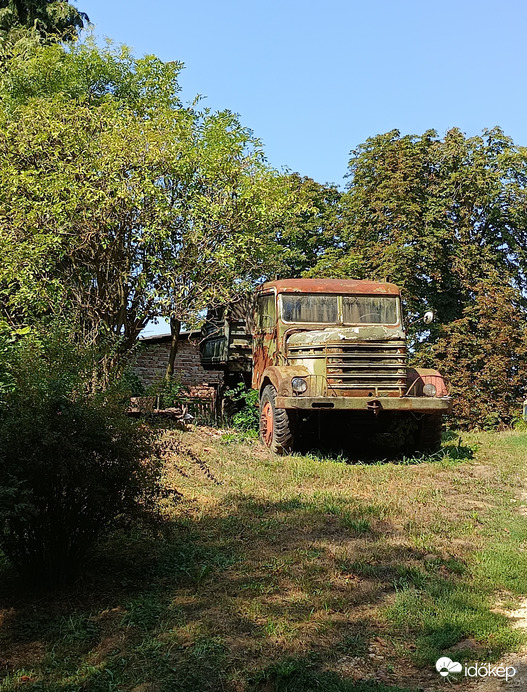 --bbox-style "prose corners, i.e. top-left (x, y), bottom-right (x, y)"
top-left (260, 278), bottom-right (400, 295)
